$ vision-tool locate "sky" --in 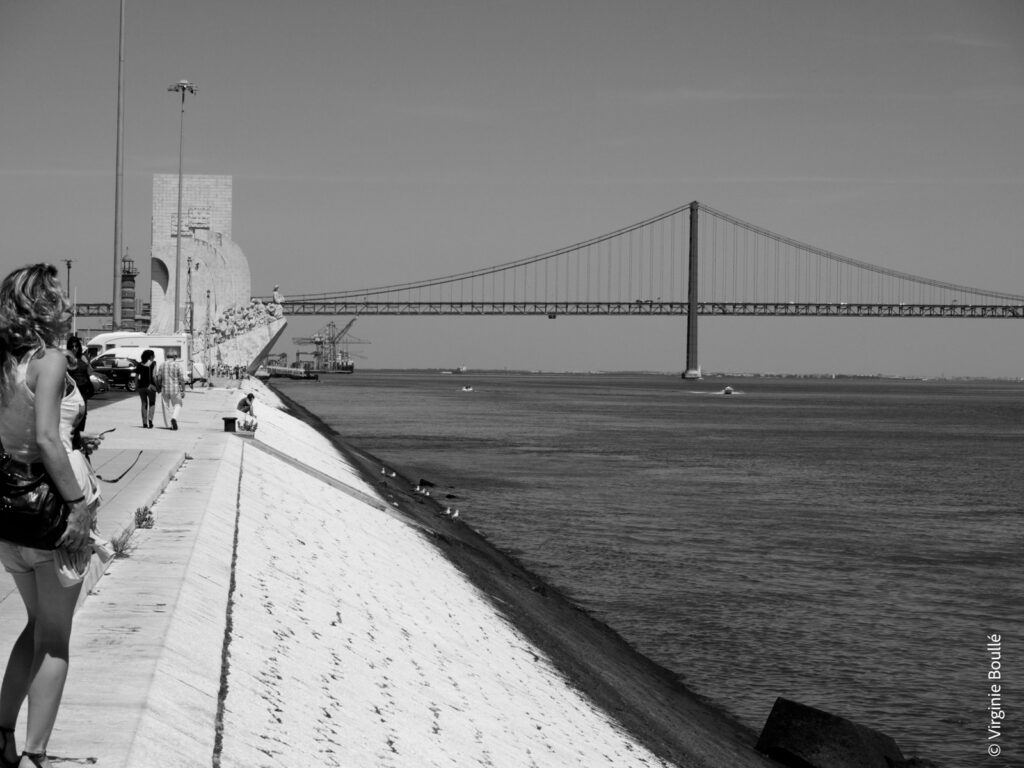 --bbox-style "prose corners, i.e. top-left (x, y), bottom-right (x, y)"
top-left (1, 0), bottom-right (1022, 377)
